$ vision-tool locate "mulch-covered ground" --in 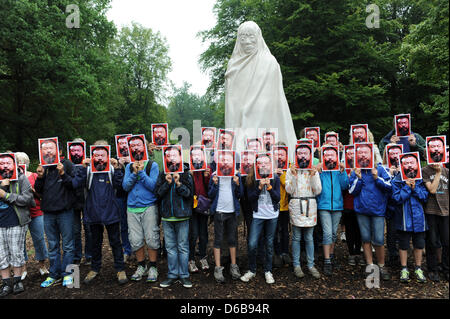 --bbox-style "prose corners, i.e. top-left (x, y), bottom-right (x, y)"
top-left (4, 221), bottom-right (449, 300)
